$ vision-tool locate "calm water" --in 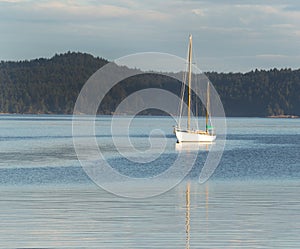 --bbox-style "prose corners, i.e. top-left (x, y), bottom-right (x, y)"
top-left (0, 115), bottom-right (299, 248)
